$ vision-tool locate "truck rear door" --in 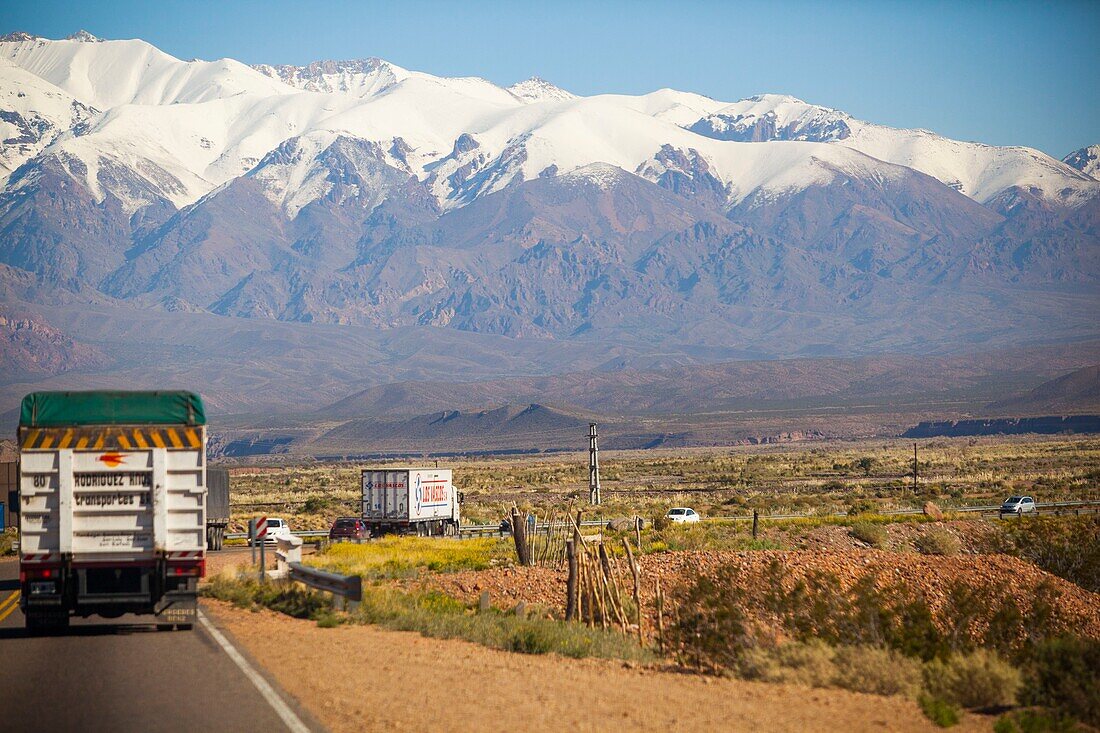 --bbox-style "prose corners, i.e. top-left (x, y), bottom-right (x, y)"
top-left (20, 429), bottom-right (206, 566)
